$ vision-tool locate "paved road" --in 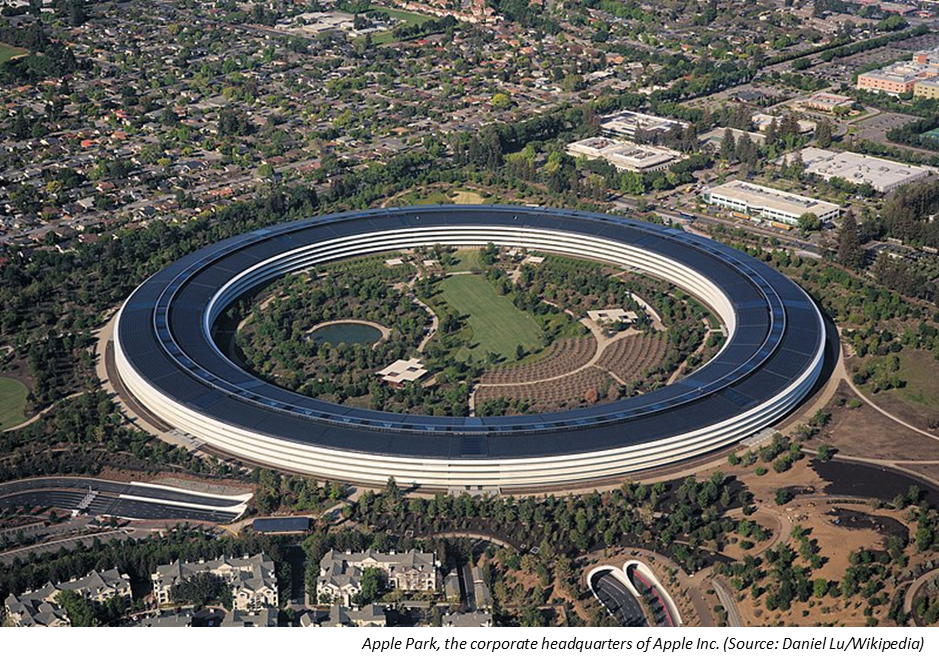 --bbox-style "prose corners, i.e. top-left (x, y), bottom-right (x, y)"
top-left (591, 570), bottom-right (647, 627)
